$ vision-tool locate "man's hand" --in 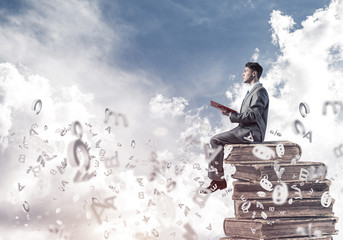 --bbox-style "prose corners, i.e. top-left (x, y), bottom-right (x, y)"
top-left (219, 107), bottom-right (231, 116)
